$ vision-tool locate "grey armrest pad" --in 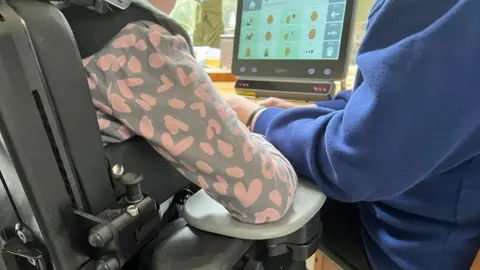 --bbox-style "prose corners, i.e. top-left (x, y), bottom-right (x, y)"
top-left (182, 180), bottom-right (326, 240)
